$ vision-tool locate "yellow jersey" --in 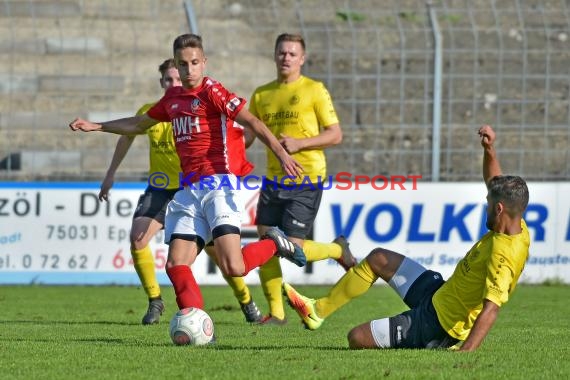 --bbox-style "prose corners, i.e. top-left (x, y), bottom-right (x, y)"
top-left (432, 220), bottom-right (530, 340)
top-left (249, 76), bottom-right (339, 184)
top-left (136, 103), bottom-right (180, 190)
